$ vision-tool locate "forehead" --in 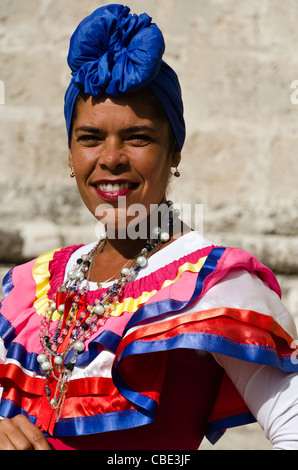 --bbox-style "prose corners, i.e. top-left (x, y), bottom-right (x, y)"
top-left (73, 90), bottom-right (168, 127)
